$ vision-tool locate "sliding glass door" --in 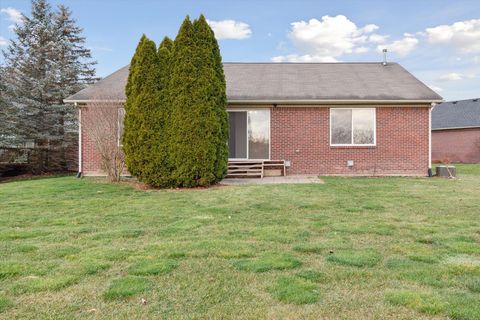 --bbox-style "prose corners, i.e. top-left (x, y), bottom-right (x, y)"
top-left (228, 109), bottom-right (270, 160)
top-left (228, 112), bottom-right (247, 159)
